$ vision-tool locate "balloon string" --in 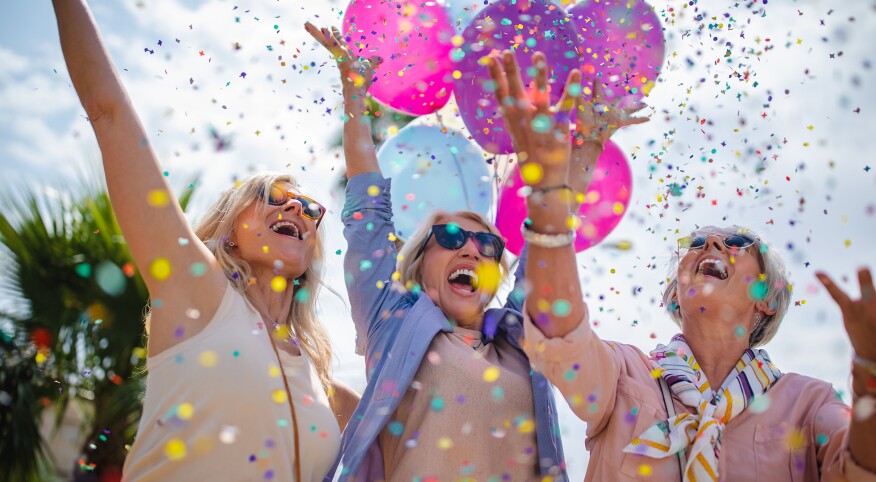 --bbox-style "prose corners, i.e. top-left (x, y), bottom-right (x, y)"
top-left (435, 112), bottom-right (474, 213)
